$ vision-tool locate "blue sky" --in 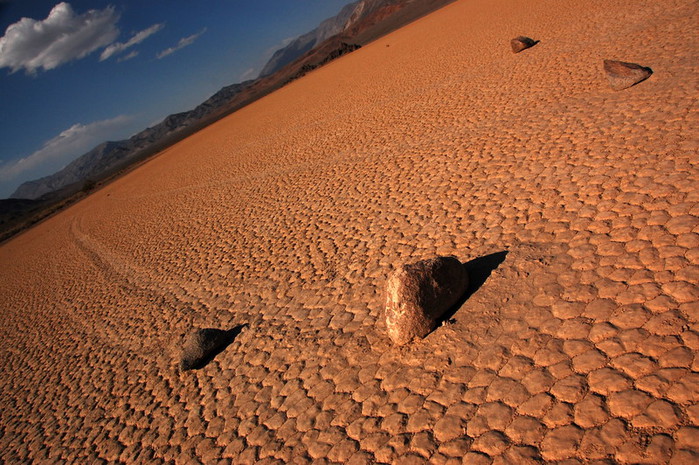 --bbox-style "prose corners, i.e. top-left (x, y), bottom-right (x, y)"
top-left (0, 0), bottom-right (351, 198)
